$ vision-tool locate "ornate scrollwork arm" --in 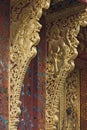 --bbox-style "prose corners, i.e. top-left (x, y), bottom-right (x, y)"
top-left (9, 0), bottom-right (50, 130)
top-left (46, 8), bottom-right (87, 130)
